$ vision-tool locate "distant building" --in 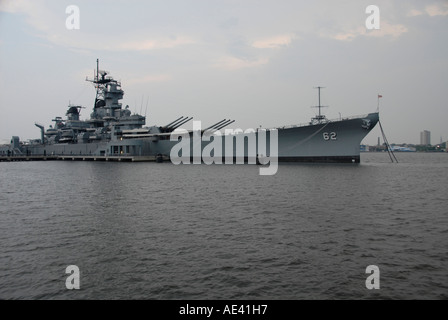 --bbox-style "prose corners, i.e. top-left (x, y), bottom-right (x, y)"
top-left (360, 144), bottom-right (369, 152)
top-left (390, 145), bottom-right (416, 152)
top-left (420, 130), bottom-right (431, 145)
